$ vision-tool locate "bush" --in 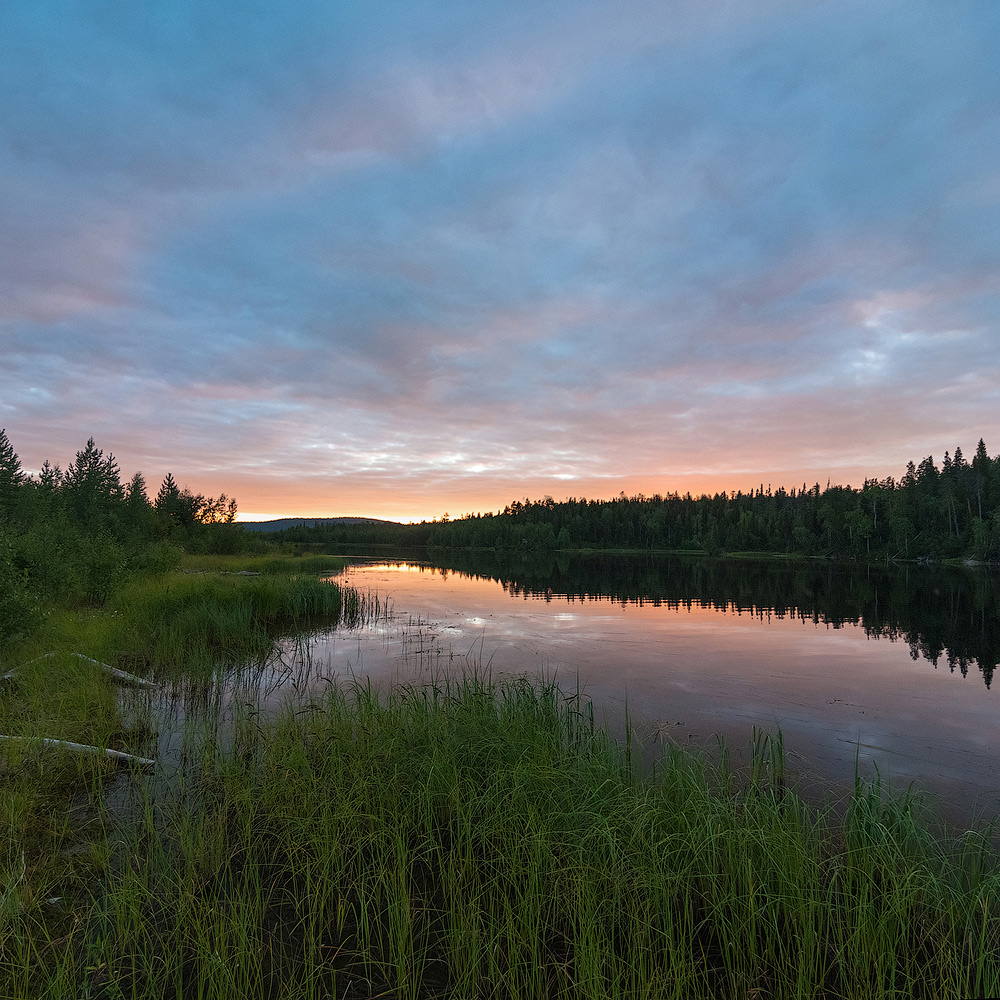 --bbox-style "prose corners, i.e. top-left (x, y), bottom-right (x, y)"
top-left (0, 533), bottom-right (41, 651)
